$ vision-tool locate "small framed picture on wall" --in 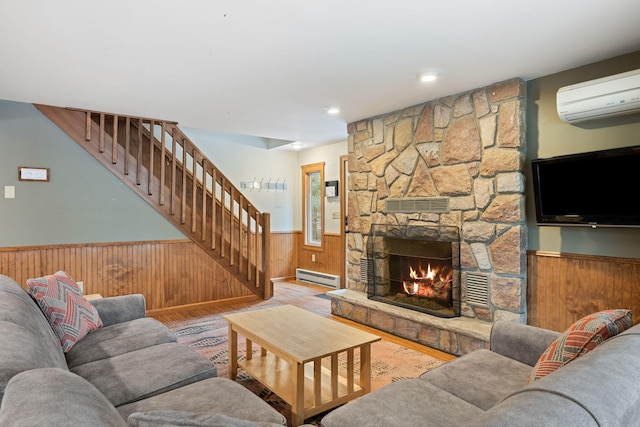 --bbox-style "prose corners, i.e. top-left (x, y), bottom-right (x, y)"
top-left (18, 167), bottom-right (50, 182)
